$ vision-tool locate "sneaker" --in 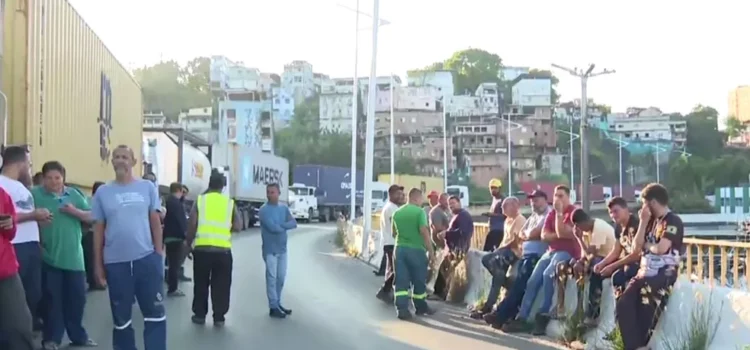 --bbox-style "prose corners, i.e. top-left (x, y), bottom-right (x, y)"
top-left (213, 319), bottom-right (225, 327)
top-left (415, 306), bottom-right (436, 316)
top-left (269, 308), bottom-right (287, 319)
top-left (397, 310), bottom-right (413, 320)
top-left (70, 339), bottom-right (98, 347)
top-left (500, 319), bottom-right (533, 333)
top-left (191, 315), bottom-right (206, 325)
top-left (531, 314), bottom-right (550, 335)
top-left (179, 275), bottom-right (192, 282)
top-left (167, 290), bottom-right (186, 297)
top-left (279, 305), bottom-right (293, 315)
top-left (469, 308), bottom-right (490, 320)
top-left (482, 312), bottom-right (497, 325)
